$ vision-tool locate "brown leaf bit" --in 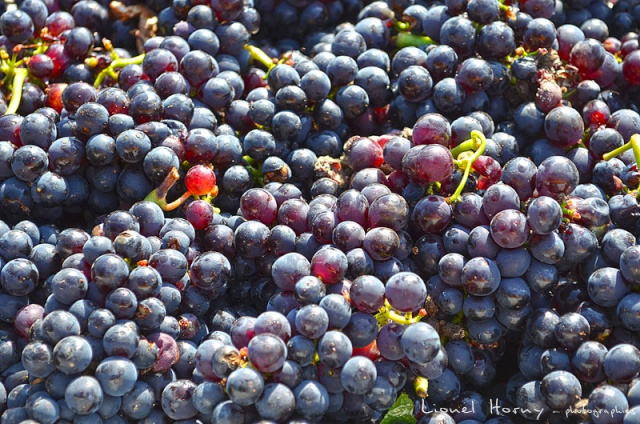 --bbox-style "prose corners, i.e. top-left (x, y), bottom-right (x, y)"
top-left (221, 350), bottom-right (243, 369)
top-left (423, 295), bottom-right (439, 317)
top-left (440, 321), bottom-right (466, 341)
top-left (568, 398), bottom-right (591, 420)
top-left (263, 163), bottom-right (292, 184)
top-left (314, 155), bottom-right (350, 188)
top-left (471, 340), bottom-right (499, 350)
top-left (110, 1), bottom-right (157, 54)
top-left (425, 317), bottom-right (466, 341)
top-left (595, 328), bottom-right (612, 344)
top-left (400, 126), bottom-right (413, 141)
top-left (167, 237), bottom-right (182, 252)
top-left (135, 304), bottom-right (151, 320)
top-left (425, 317), bottom-right (441, 332)
top-left (536, 49), bottom-right (560, 73)
top-left (92, 224), bottom-right (104, 237)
